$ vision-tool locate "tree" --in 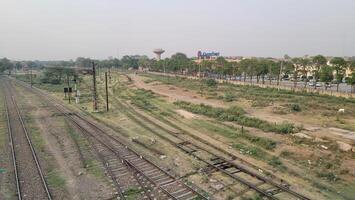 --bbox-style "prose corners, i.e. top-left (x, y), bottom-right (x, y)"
top-left (75, 57), bottom-right (92, 68)
top-left (330, 57), bottom-right (347, 92)
top-left (256, 59), bottom-right (270, 84)
top-left (291, 58), bottom-right (302, 89)
top-left (346, 60), bottom-right (355, 93)
top-left (312, 55), bottom-right (327, 89)
top-left (299, 58), bottom-right (310, 88)
top-left (170, 53), bottom-right (190, 74)
top-left (0, 58), bottom-right (14, 74)
top-left (319, 65), bottom-right (334, 90)
top-left (346, 72), bottom-right (355, 93)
